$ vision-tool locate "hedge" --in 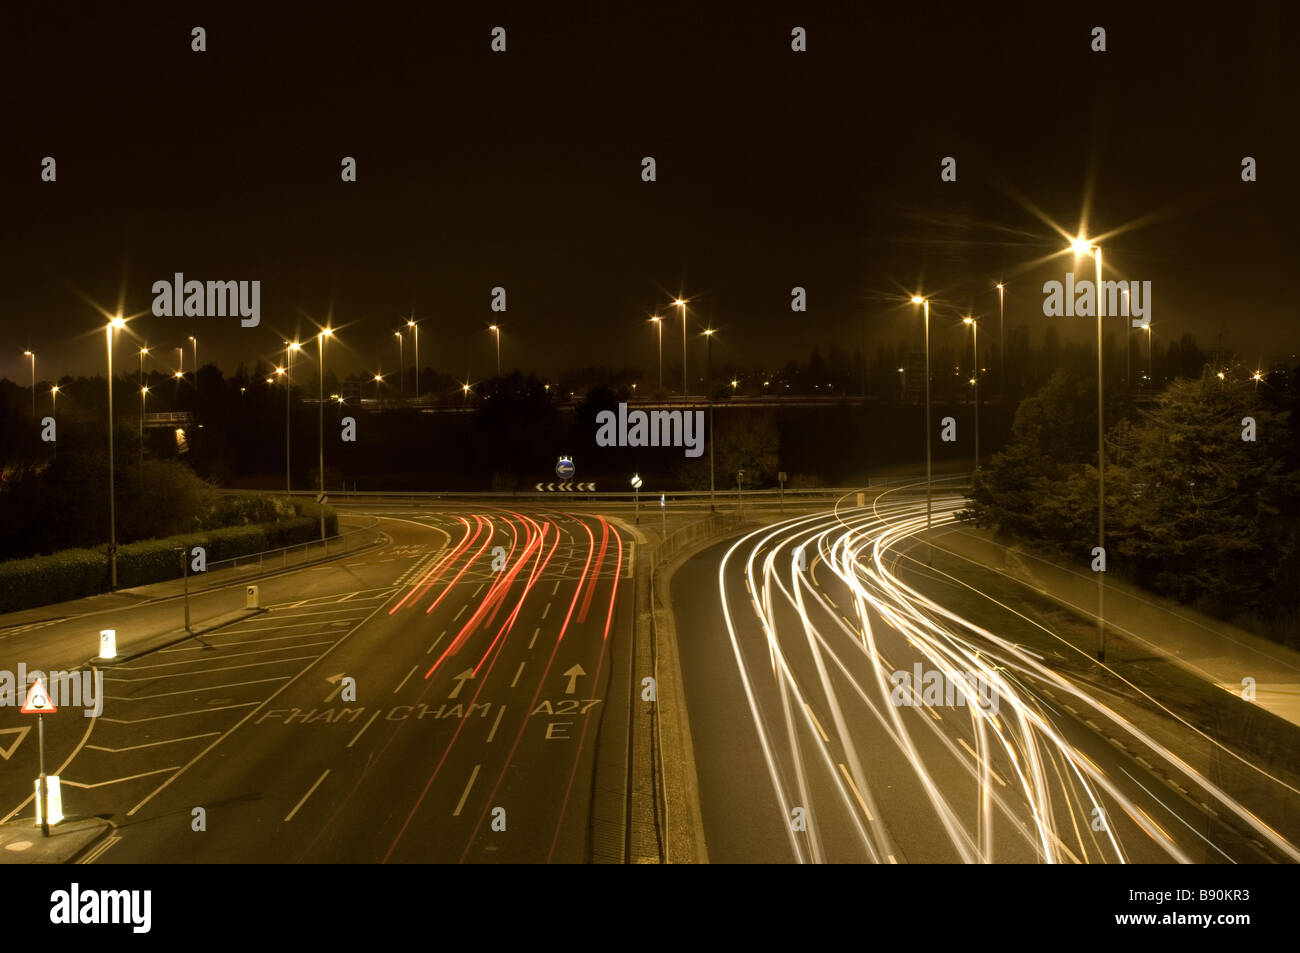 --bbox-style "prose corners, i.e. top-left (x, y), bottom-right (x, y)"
top-left (0, 503), bottom-right (339, 613)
